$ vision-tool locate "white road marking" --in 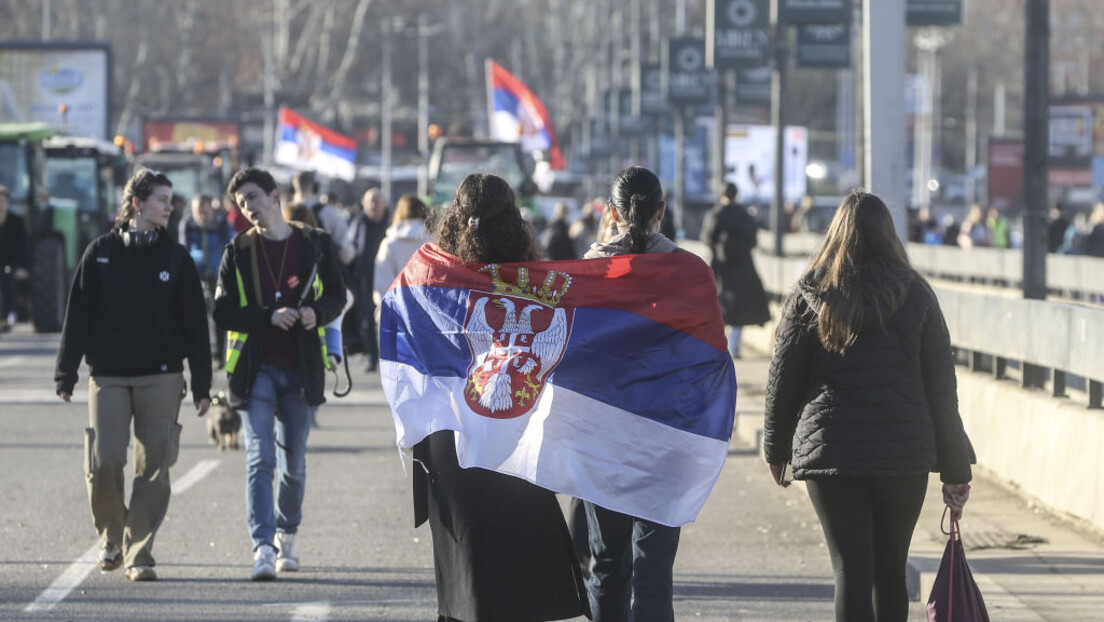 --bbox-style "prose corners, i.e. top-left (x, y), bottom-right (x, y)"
top-left (23, 543), bottom-right (100, 613)
top-left (171, 459), bottom-right (221, 495)
top-left (291, 601), bottom-right (331, 621)
top-left (0, 356), bottom-right (26, 368)
top-left (23, 459), bottom-right (222, 612)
